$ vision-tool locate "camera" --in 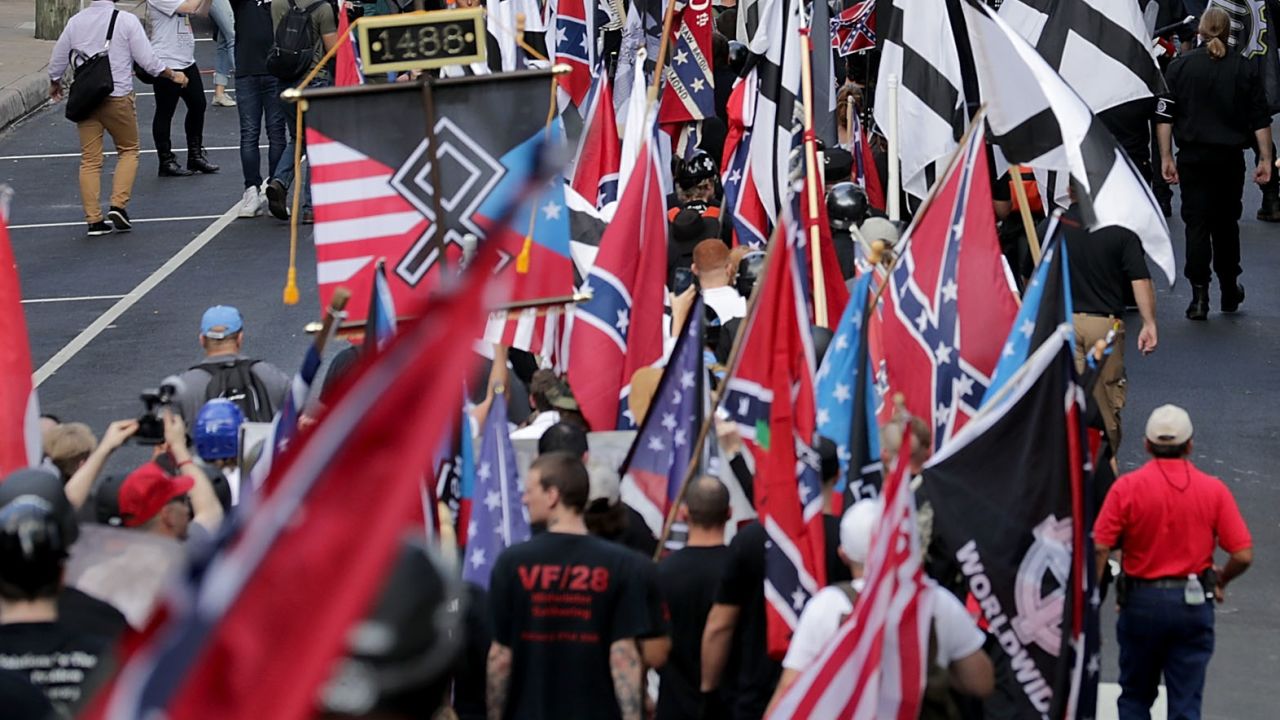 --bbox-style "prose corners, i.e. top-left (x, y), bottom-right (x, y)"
top-left (136, 376), bottom-right (185, 445)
